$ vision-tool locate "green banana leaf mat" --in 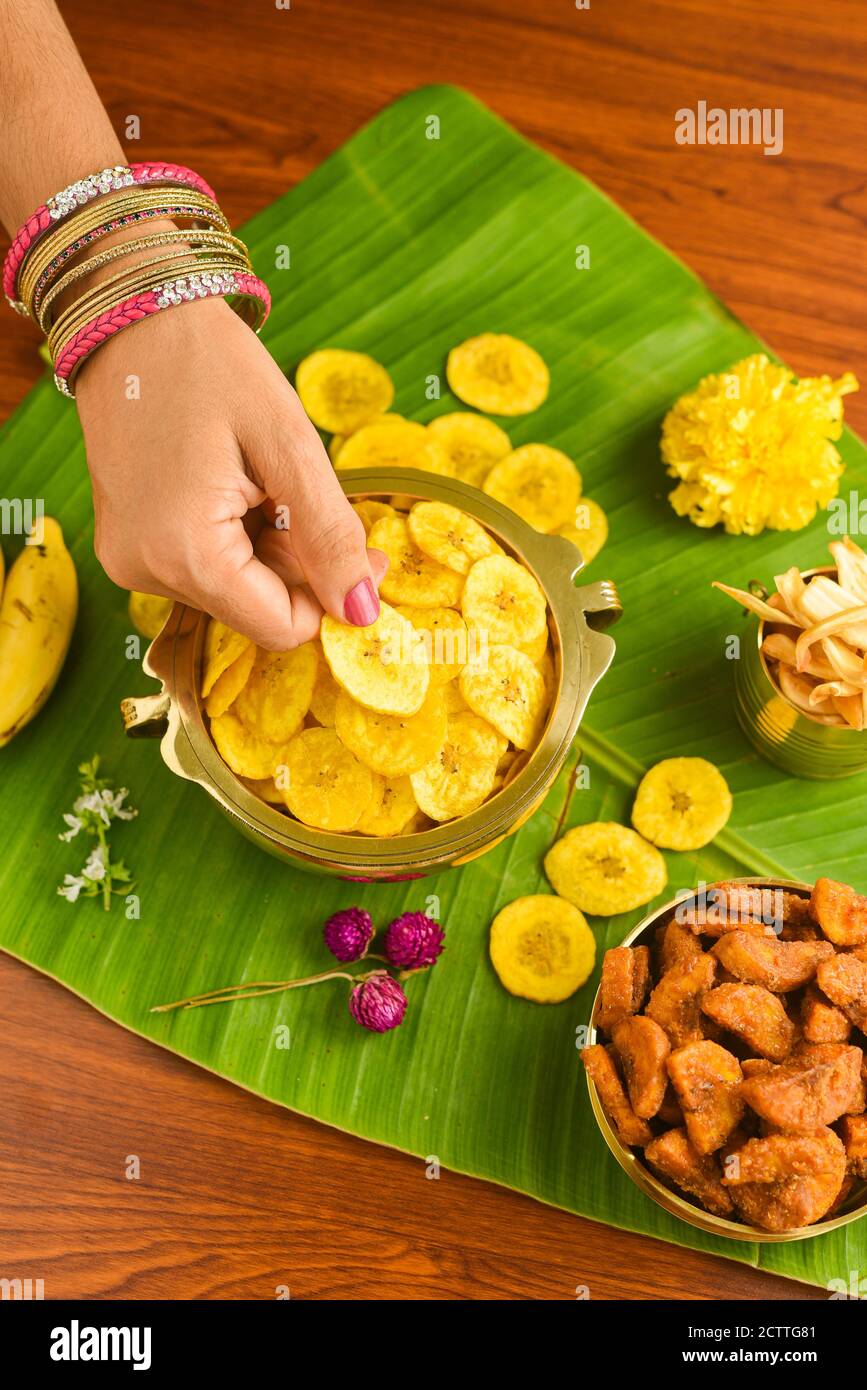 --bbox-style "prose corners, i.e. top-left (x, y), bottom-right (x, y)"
top-left (2, 85), bottom-right (866, 1292)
